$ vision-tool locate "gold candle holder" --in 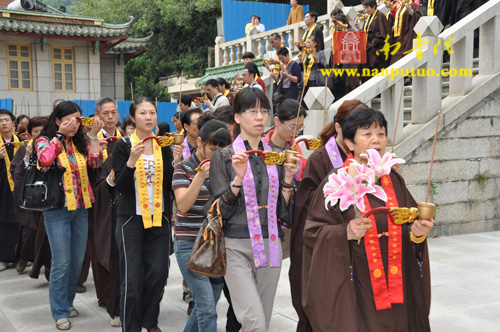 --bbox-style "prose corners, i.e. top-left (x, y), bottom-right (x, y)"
top-left (285, 150), bottom-right (298, 165)
top-left (417, 202), bottom-right (435, 221)
top-left (173, 133), bottom-right (184, 145)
